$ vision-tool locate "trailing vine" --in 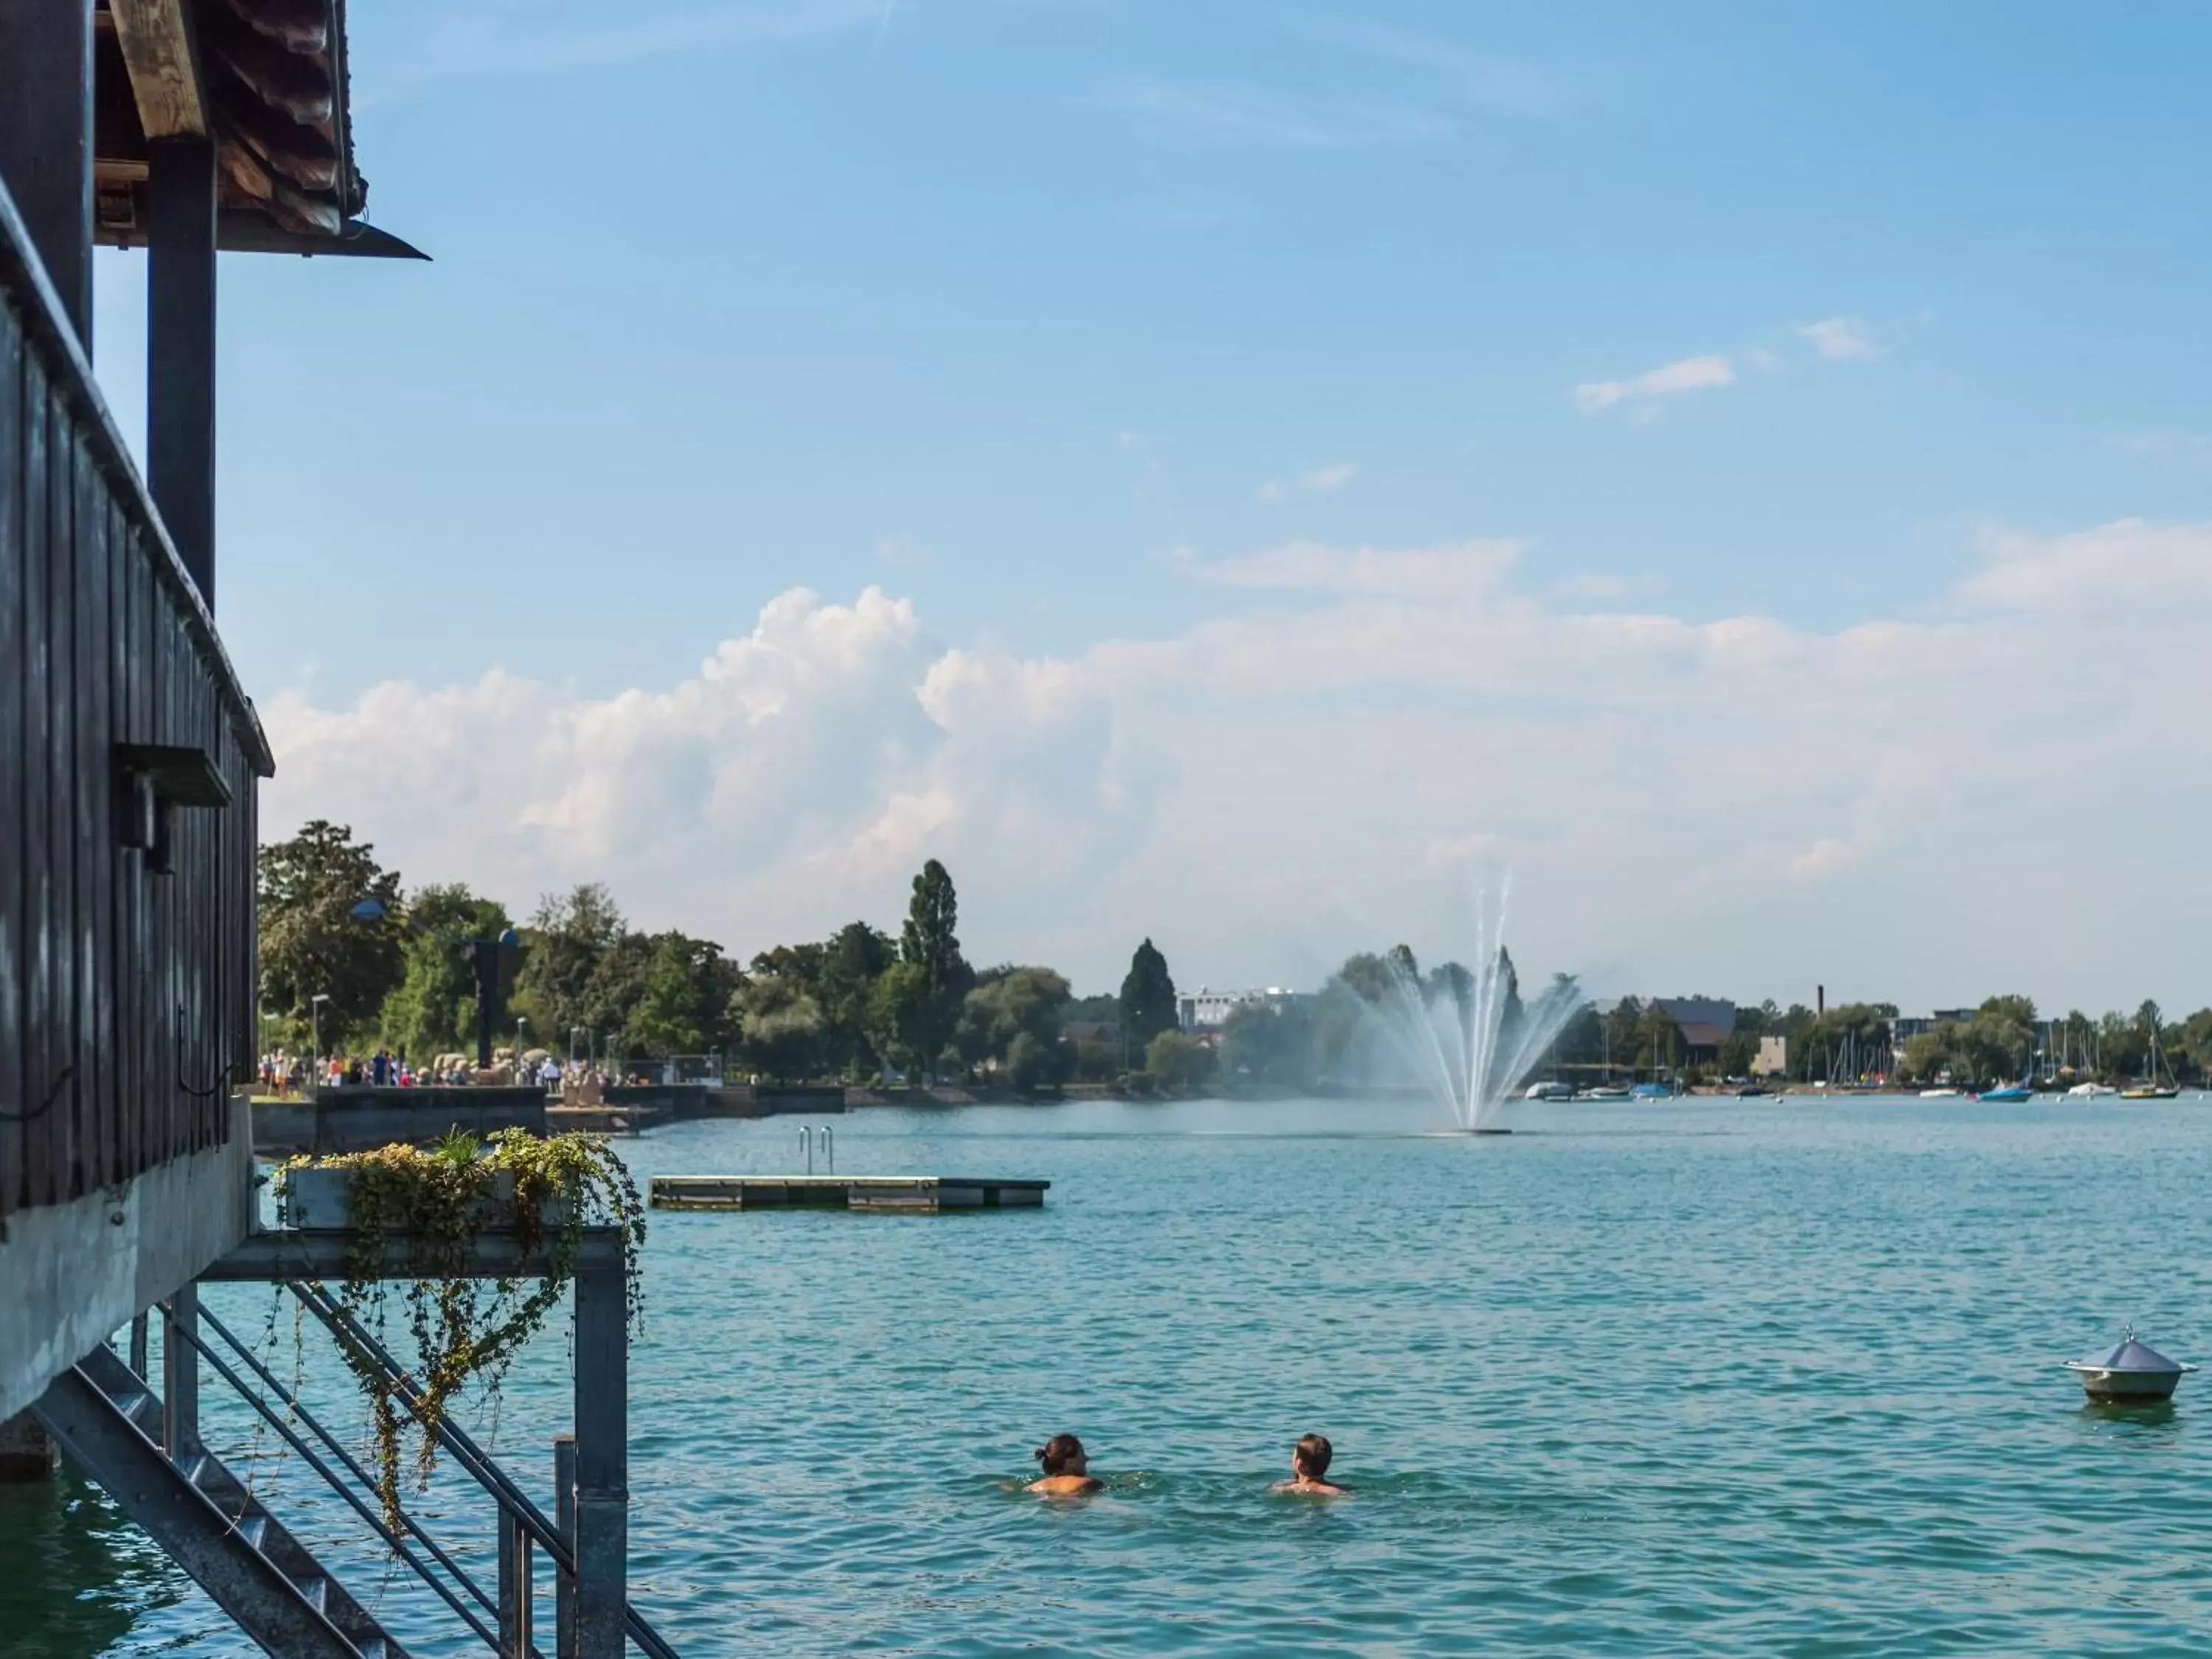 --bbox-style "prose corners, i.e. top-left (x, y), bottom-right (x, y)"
top-left (275, 1129), bottom-right (646, 1534)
